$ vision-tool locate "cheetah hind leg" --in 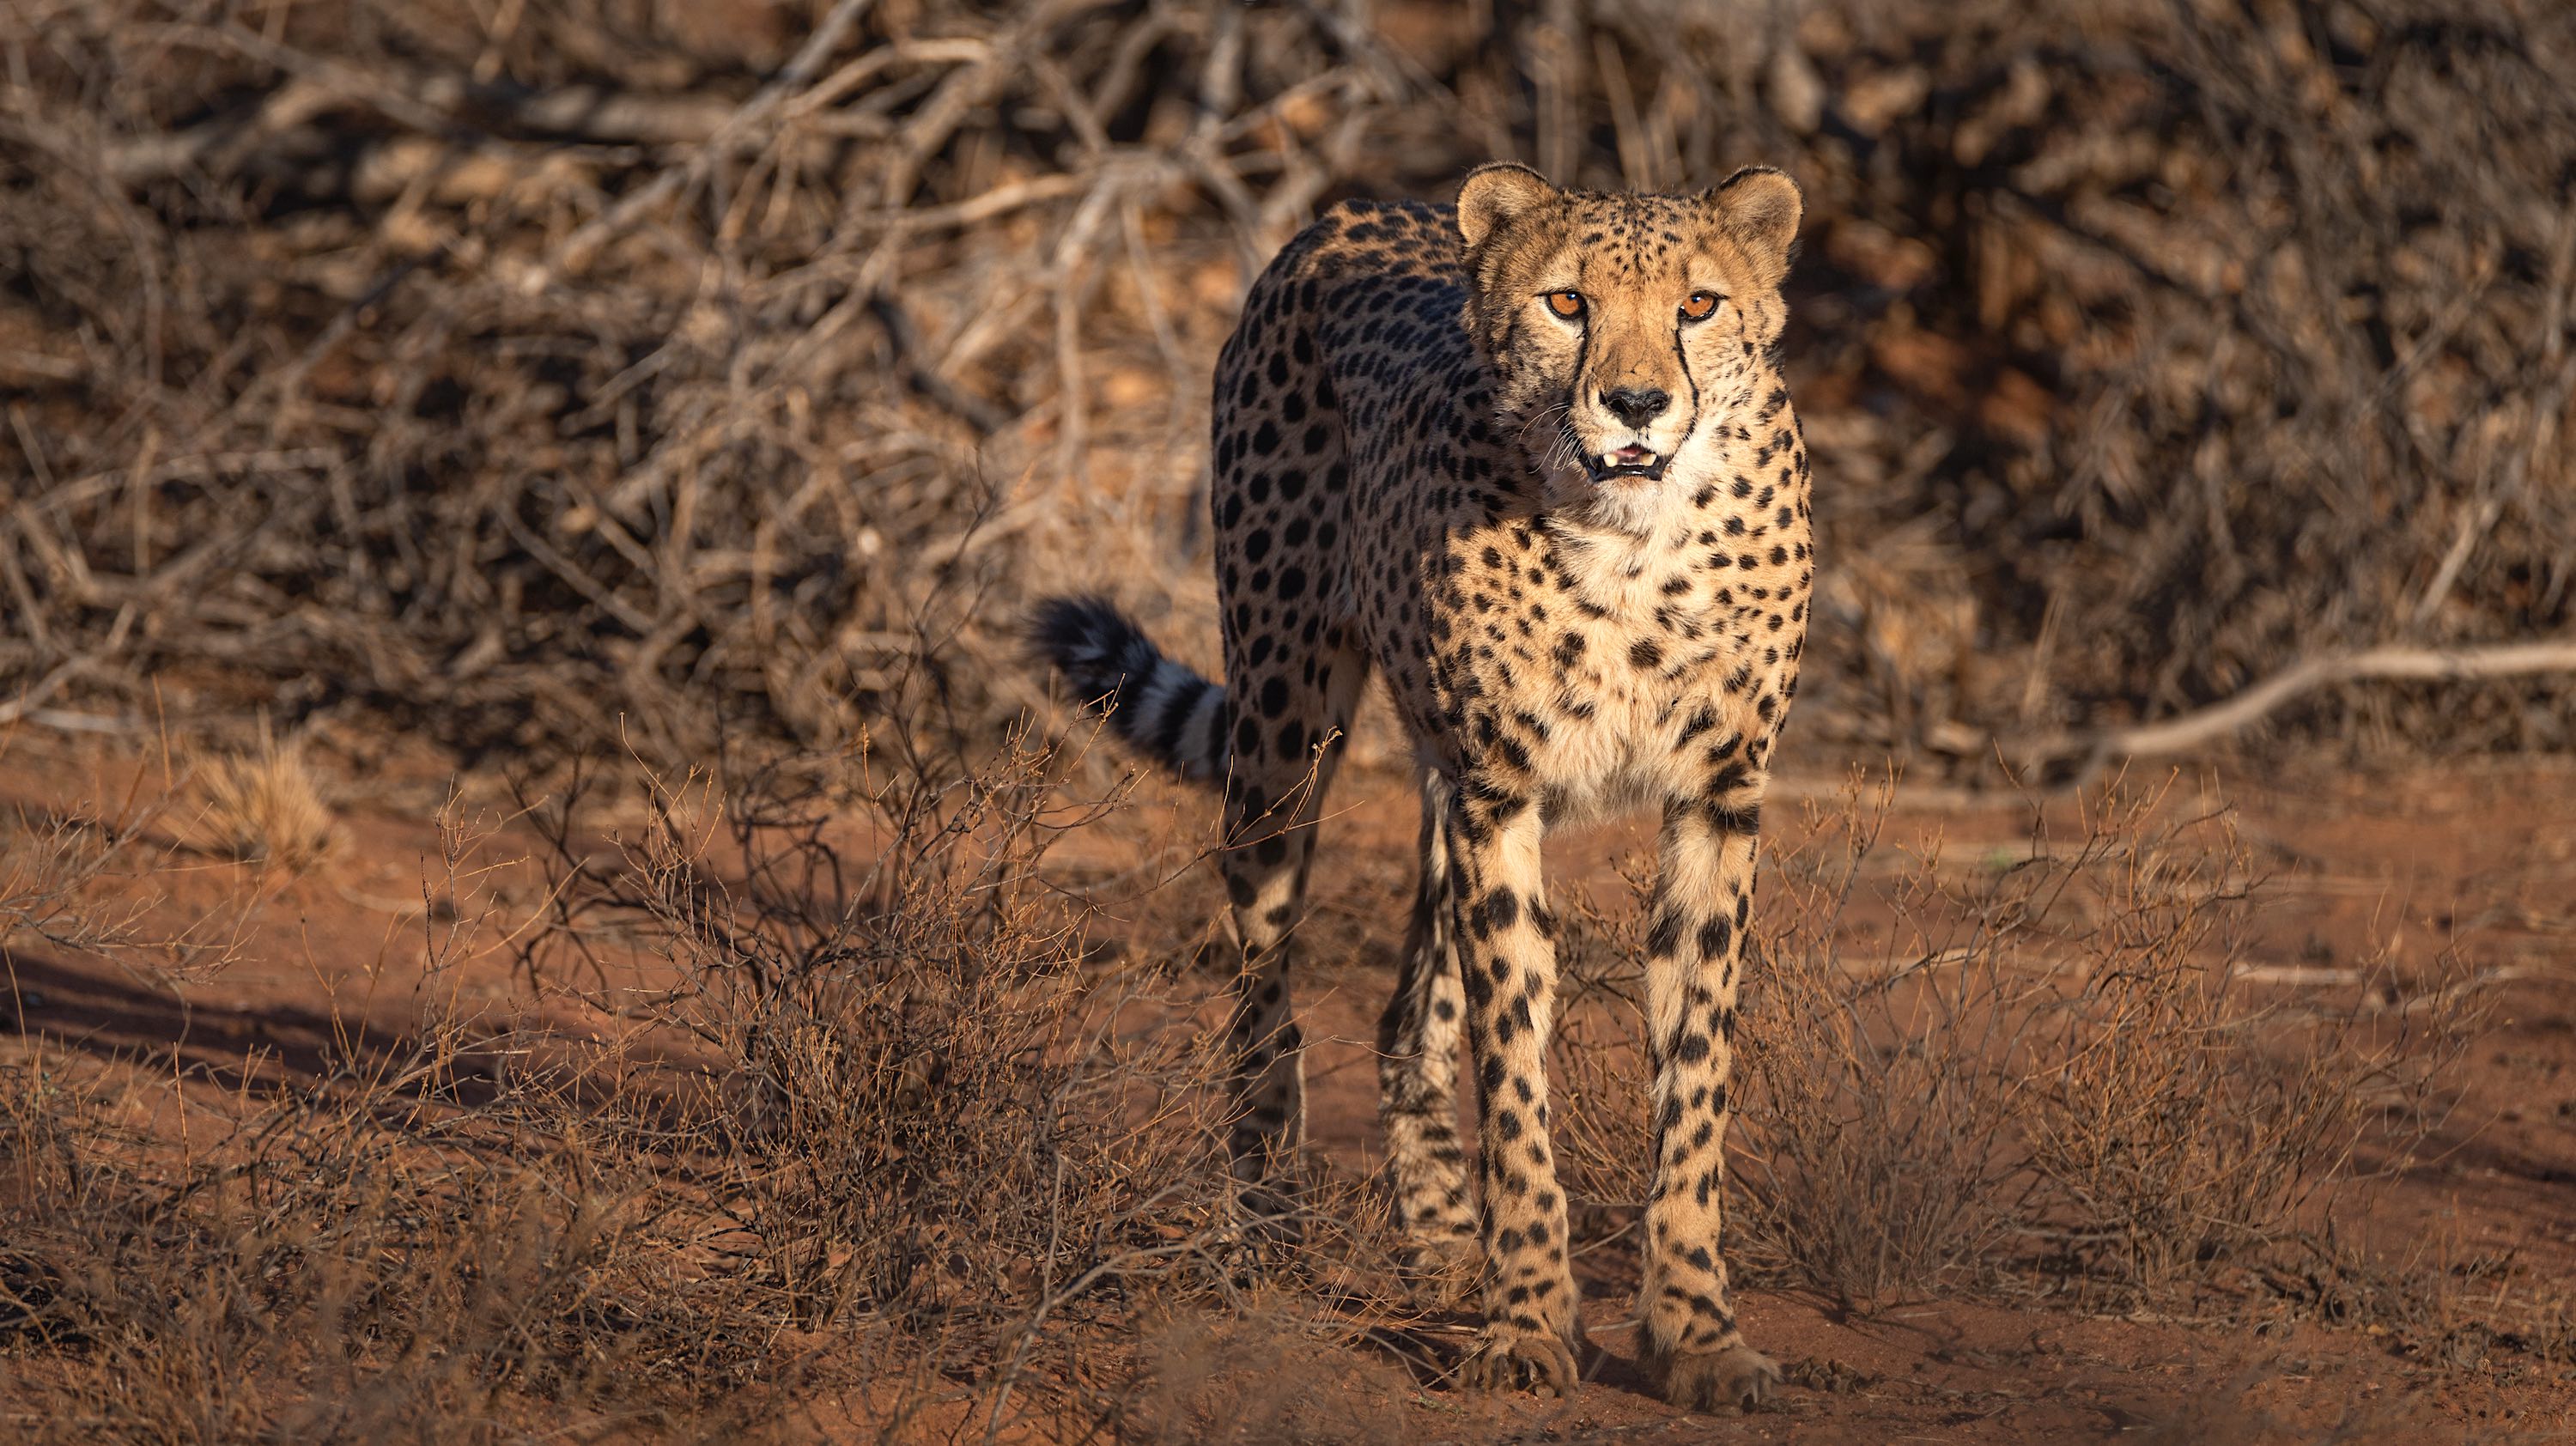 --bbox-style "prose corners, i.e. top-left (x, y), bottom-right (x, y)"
top-left (1211, 644), bottom-right (1370, 1278)
top-left (1376, 770), bottom-right (1481, 1309)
